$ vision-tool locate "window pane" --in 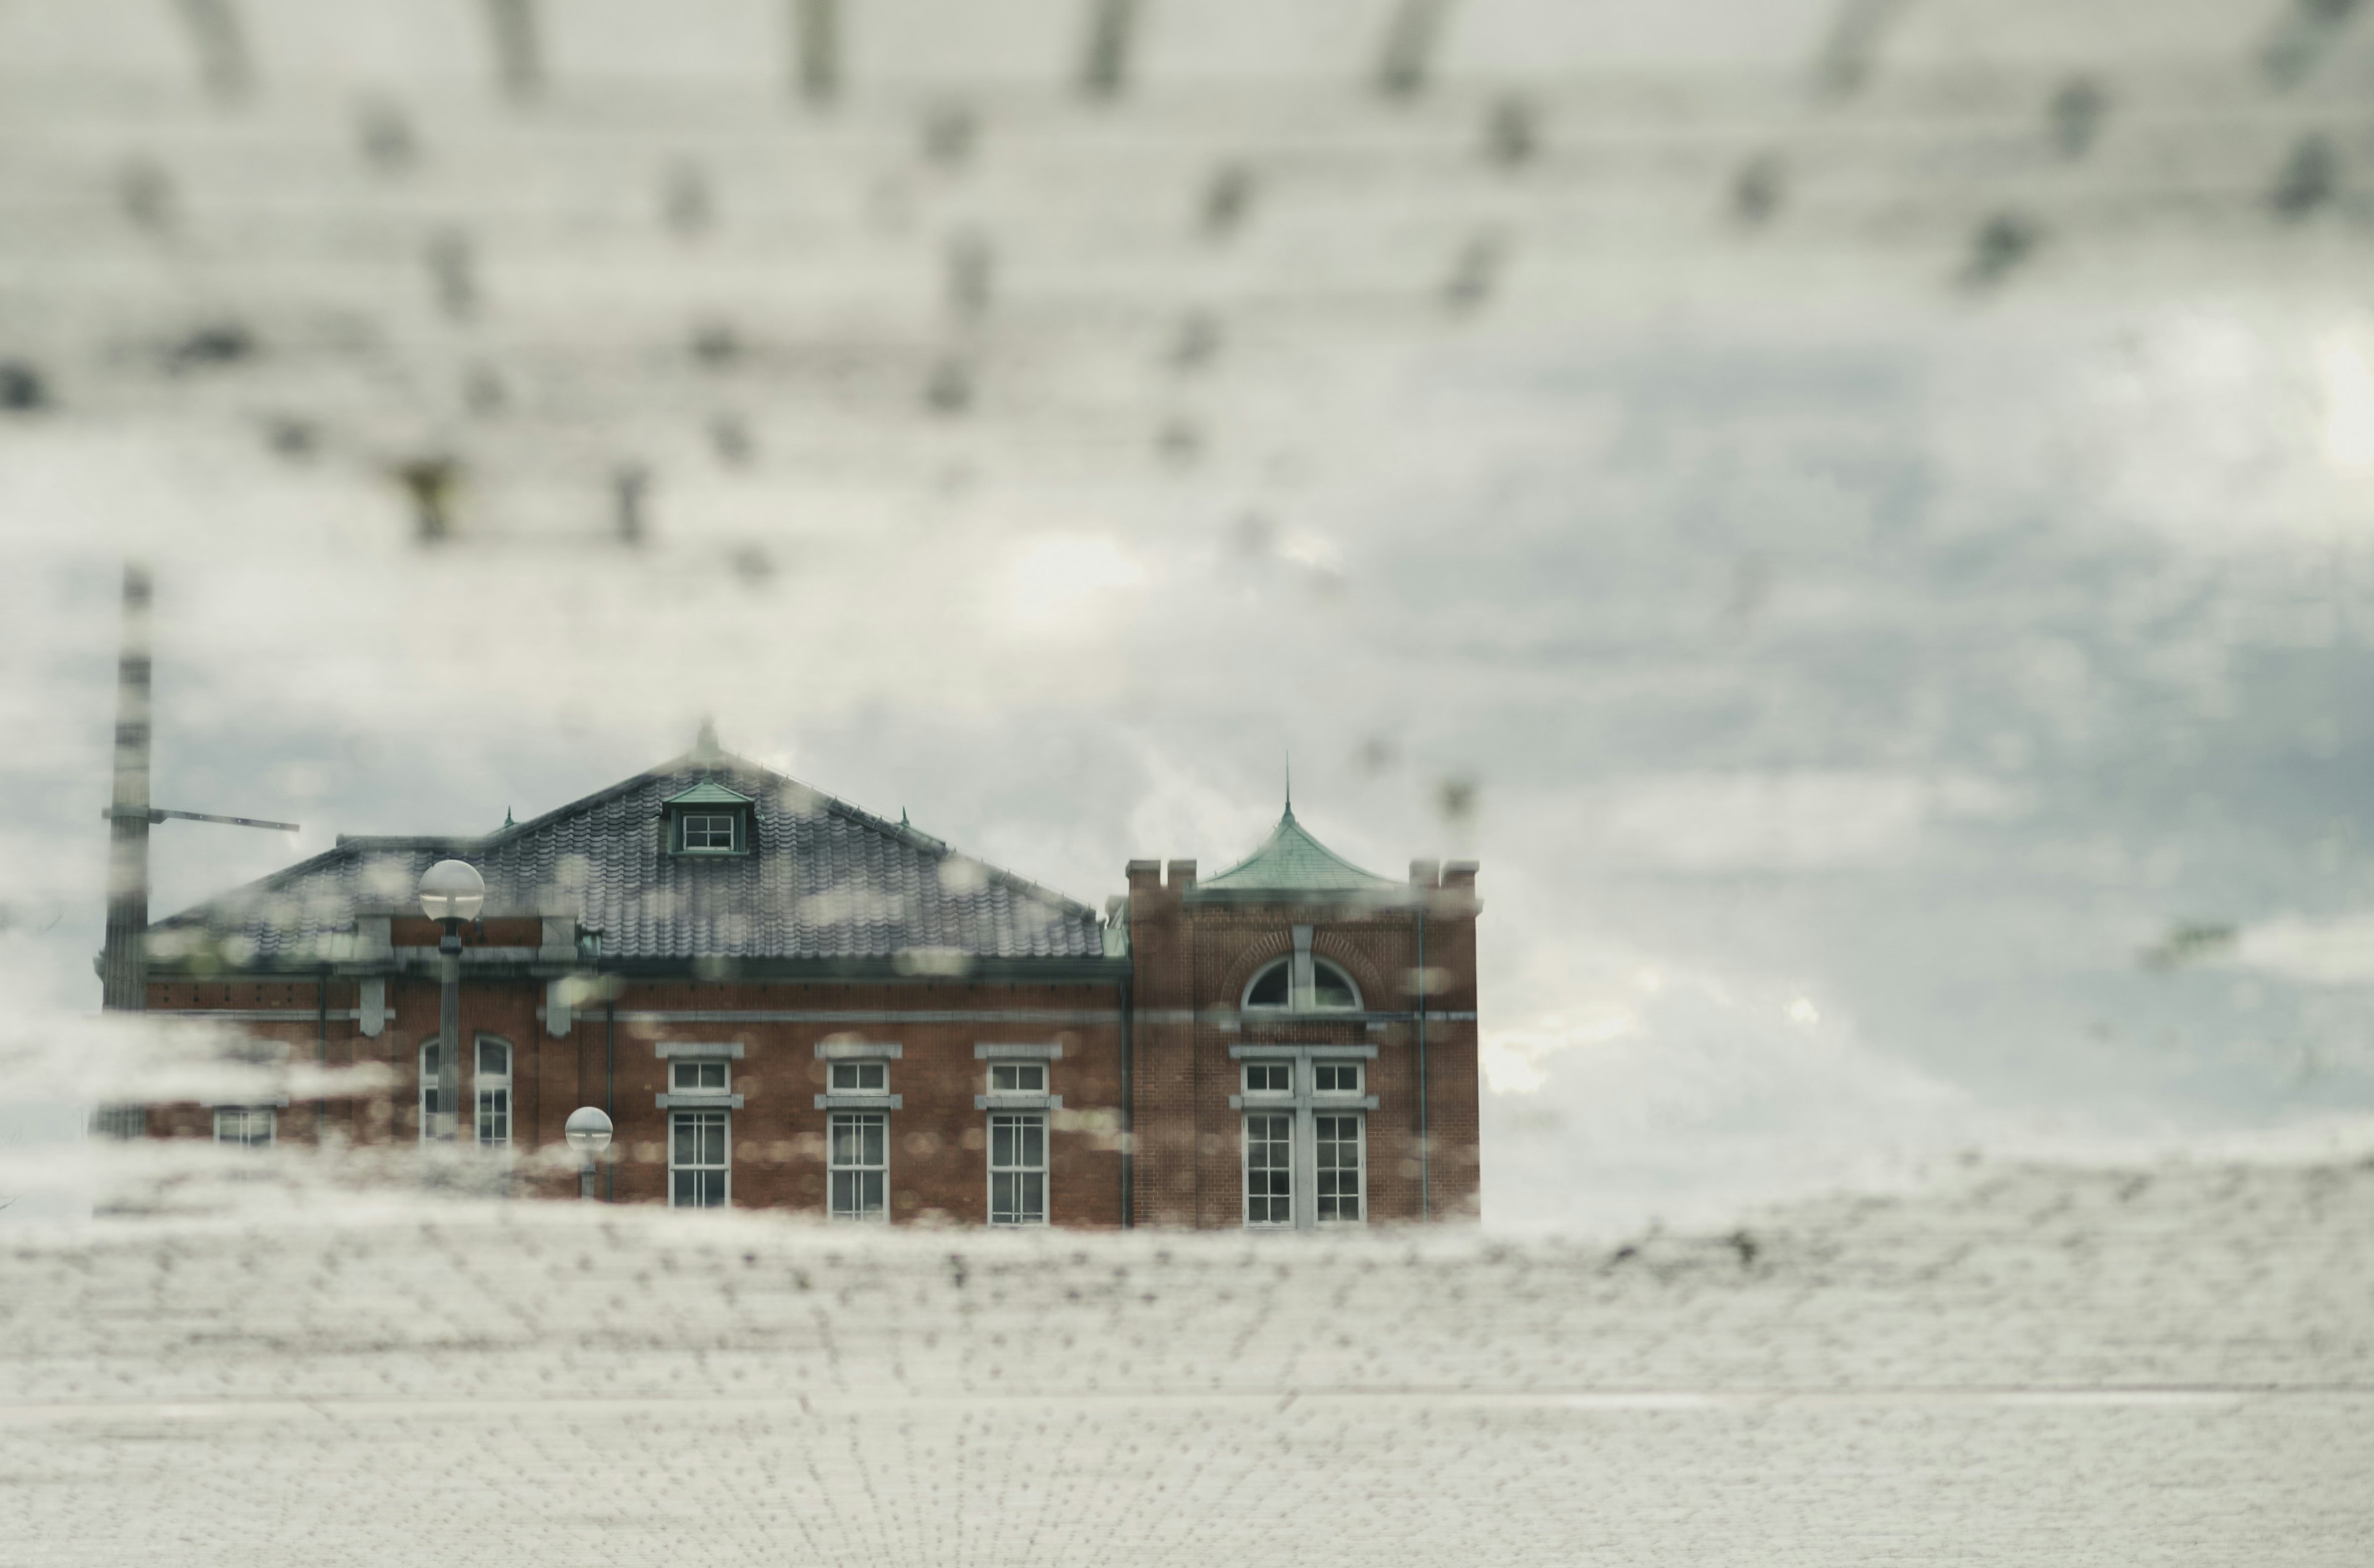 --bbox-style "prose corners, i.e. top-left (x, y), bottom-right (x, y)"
top-left (1316, 1114), bottom-right (1363, 1222)
top-left (1246, 1112), bottom-right (1292, 1225)
top-left (859, 1171), bottom-right (884, 1217)
top-left (477, 1038), bottom-right (508, 1076)
top-left (1019, 1119), bottom-right (1044, 1166)
top-left (1246, 963), bottom-right (1289, 1007)
top-left (1313, 962), bottom-right (1358, 1009)
top-left (673, 1117), bottom-right (699, 1165)
top-left (1019, 1172), bottom-right (1045, 1223)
